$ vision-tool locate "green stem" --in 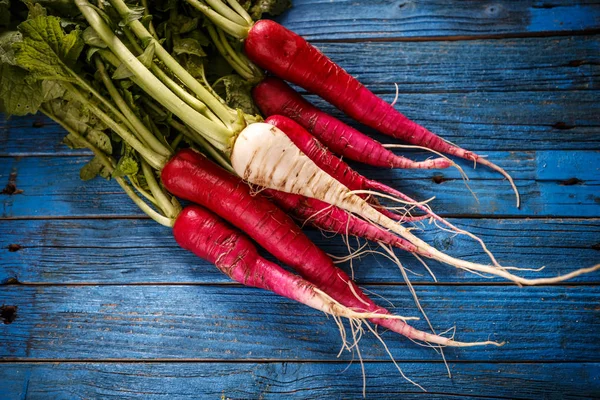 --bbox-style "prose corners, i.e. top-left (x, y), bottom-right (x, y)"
top-left (185, 0), bottom-right (249, 39)
top-left (217, 26), bottom-right (263, 82)
top-left (226, 0), bottom-right (253, 25)
top-left (128, 176), bottom-right (162, 208)
top-left (77, 0), bottom-right (234, 153)
top-left (169, 118), bottom-right (234, 173)
top-left (205, 0), bottom-right (248, 26)
top-left (207, 23), bottom-right (253, 80)
top-left (40, 106), bottom-right (116, 171)
top-left (141, 159), bottom-right (179, 219)
top-left (109, 0), bottom-right (239, 129)
top-left (41, 106), bottom-right (175, 227)
top-left (98, 46), bottom-right (221, 125)
top-left (171, 133), bottom-right (184, 149)
top-left (94, 56), bottom-right (172, 158)
top-left (65, 82), bottom-right (167, 170)
top-left (118, 176), bottom-right (175, 227)
top-left (70, 69), bottom-right (137, 135)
